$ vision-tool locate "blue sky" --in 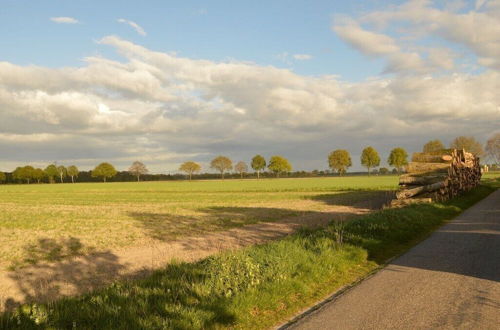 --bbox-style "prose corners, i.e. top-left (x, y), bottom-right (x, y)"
top-left (1, 1), bottom-right (390, 80)
top-left (0, 0), bottom-right (498, 172)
